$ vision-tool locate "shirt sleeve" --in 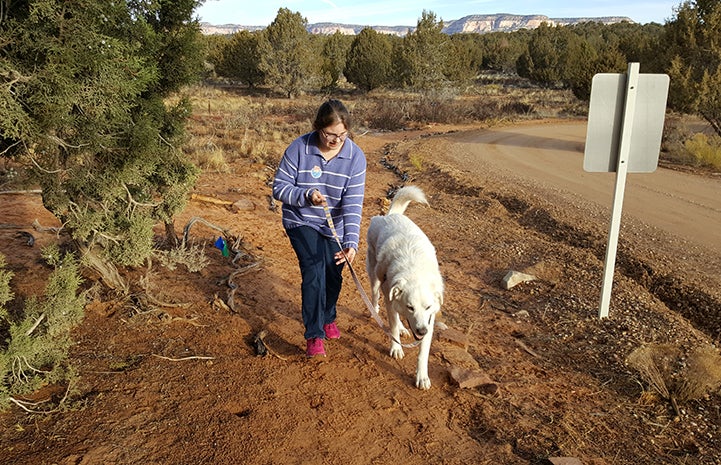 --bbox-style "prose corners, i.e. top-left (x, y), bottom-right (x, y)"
top-left (272, 140), bottom-right (312, 207)
top-left (341, 148), bottom-right (367, 250)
